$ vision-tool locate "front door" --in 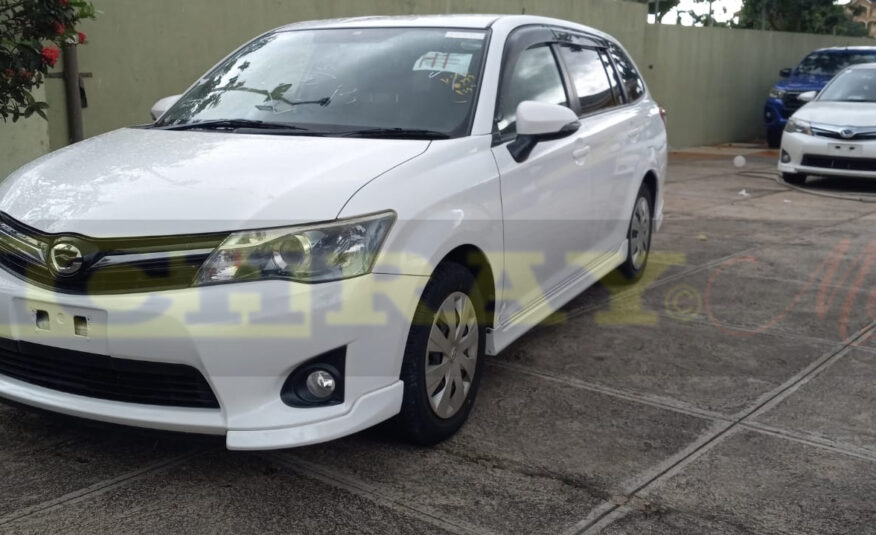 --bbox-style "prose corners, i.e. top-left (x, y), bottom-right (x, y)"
top-left (492, 41), bottom-right (601, 324)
